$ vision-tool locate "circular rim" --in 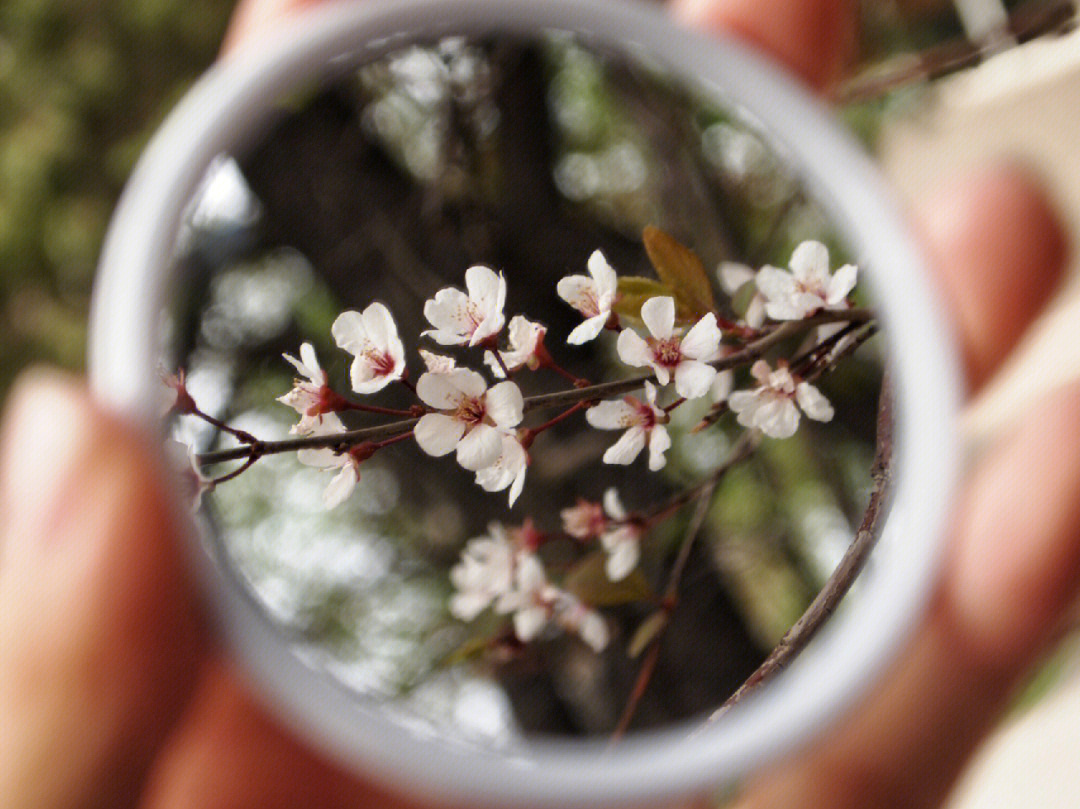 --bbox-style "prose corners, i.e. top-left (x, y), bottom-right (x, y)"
top-left (89, 0), bottom-right (963, 806)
